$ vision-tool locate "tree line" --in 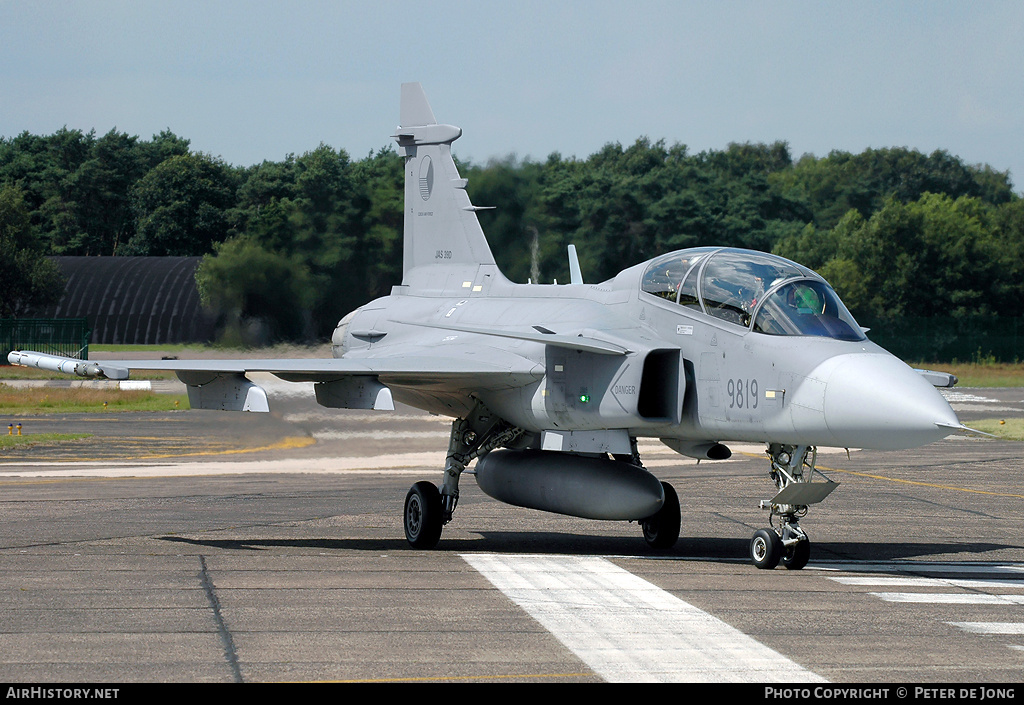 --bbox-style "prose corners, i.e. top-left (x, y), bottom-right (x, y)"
top-left (1, 127), bottom-right (1021, 345)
